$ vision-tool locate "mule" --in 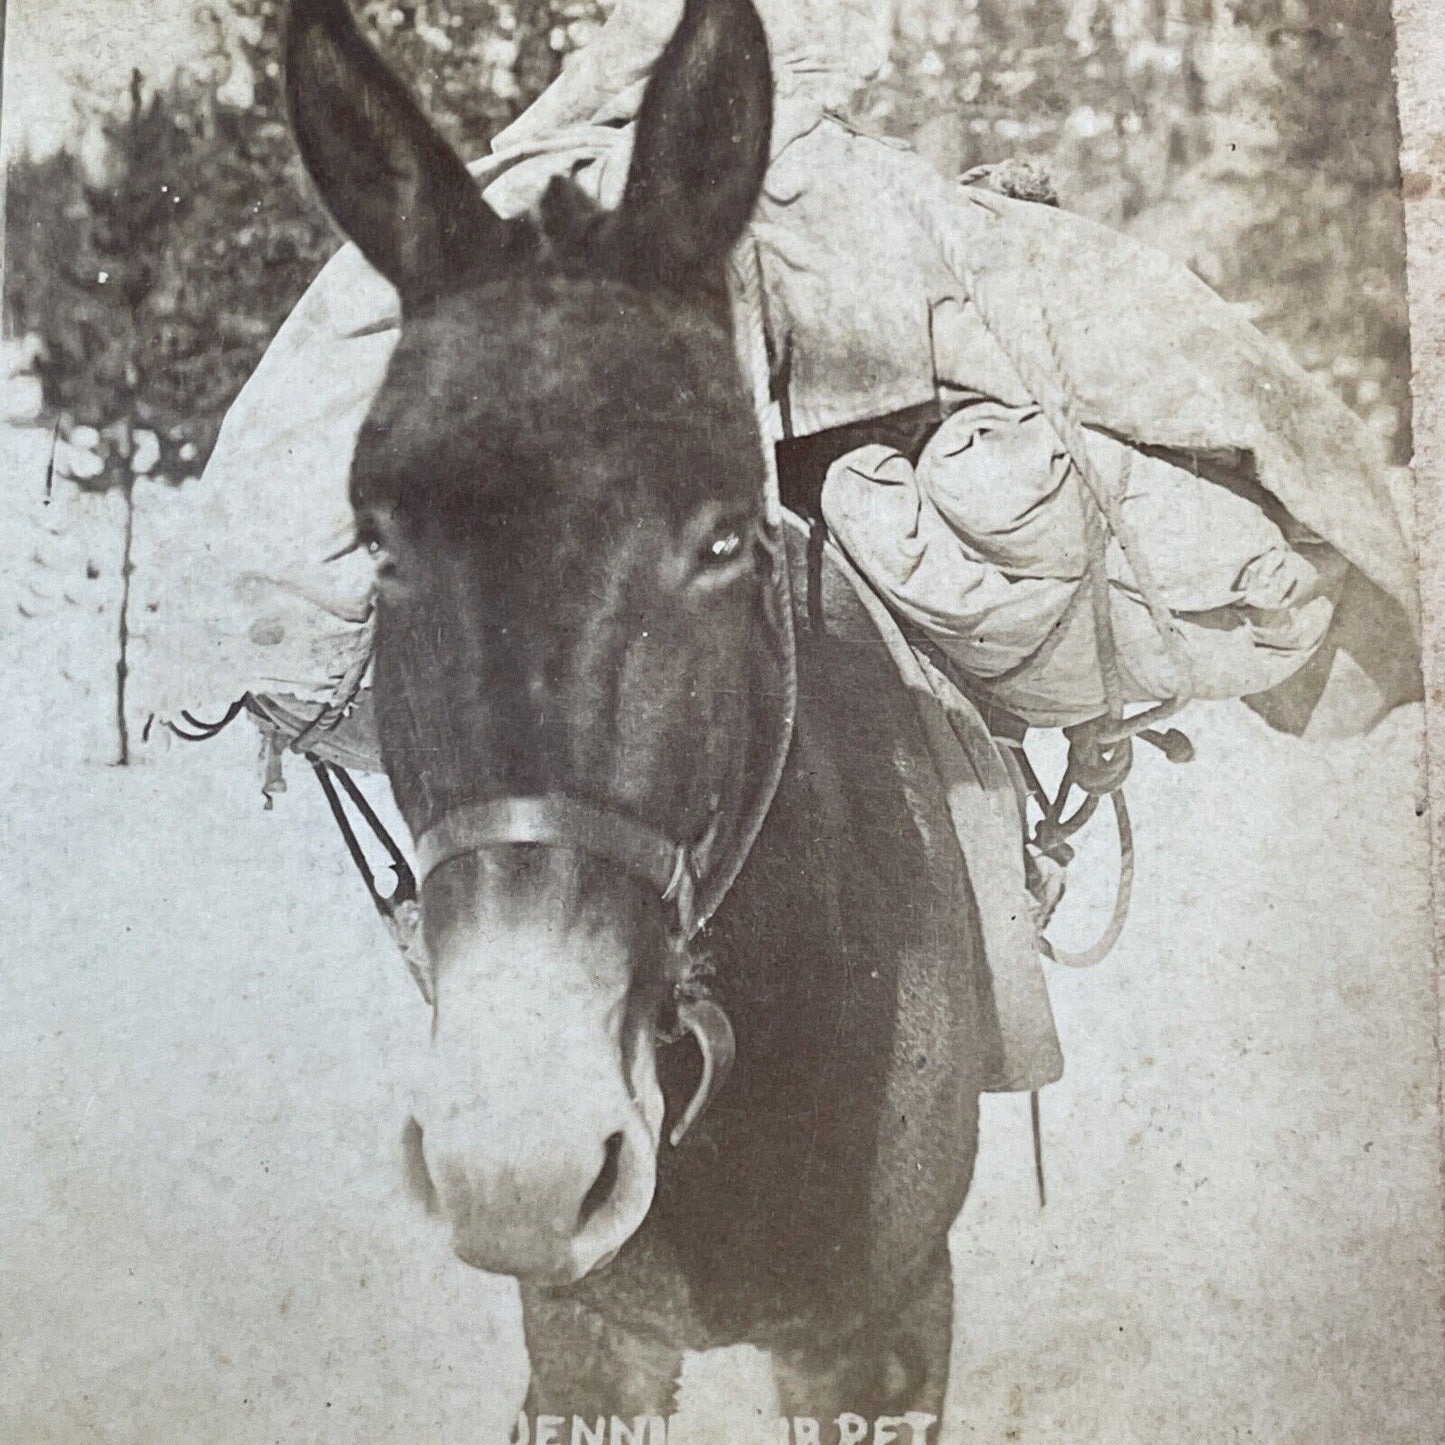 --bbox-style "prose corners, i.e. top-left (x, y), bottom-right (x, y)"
top-left (286, 0), bottom-right (997, 1423)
